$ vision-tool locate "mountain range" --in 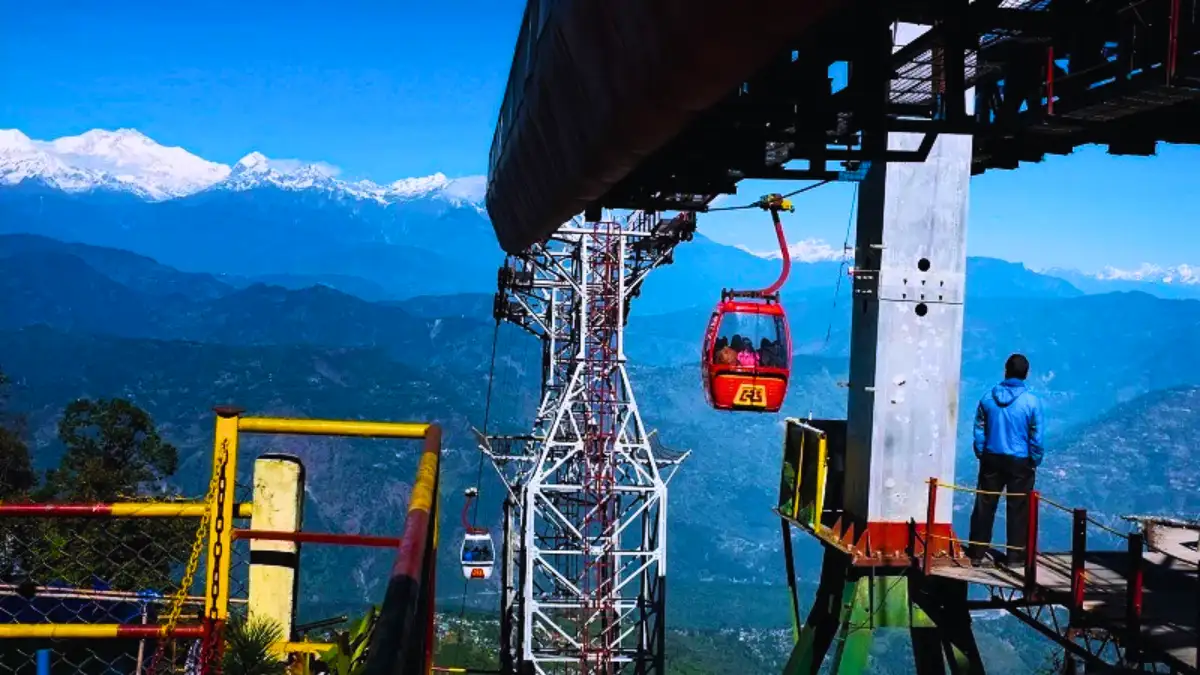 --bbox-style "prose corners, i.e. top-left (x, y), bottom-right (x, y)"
top-left (2, 127), bottom-right (1197, 301)
top-left (0, 128), bottom-right (485, 205)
